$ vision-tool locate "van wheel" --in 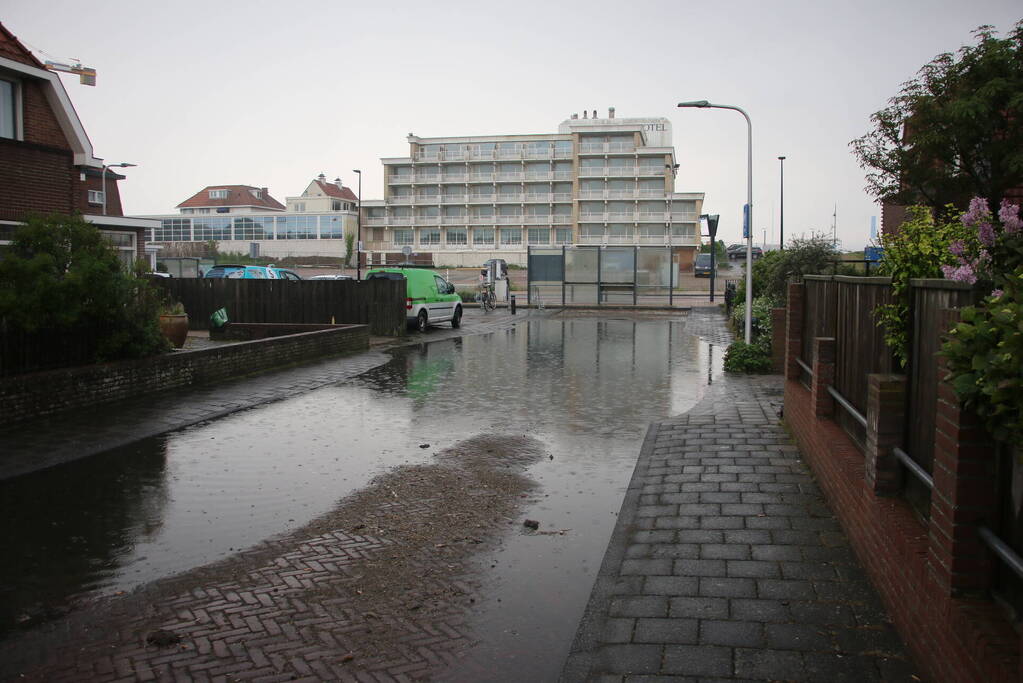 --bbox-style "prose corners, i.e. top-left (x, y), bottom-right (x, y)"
top-left (451, 306), bottom-right (462, 328)
top-left (416, 310), bottom-right (428, 333)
